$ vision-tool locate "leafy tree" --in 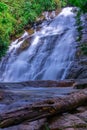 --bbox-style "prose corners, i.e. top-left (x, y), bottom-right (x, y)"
top-left (0, 2), bottom-right (16, 58)
top-left (68, 0), bottom-right (87, 12)
top-left (0, 0), bottom-right (62, 59)
top-left (1, 0), bottom-right (87, 58)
